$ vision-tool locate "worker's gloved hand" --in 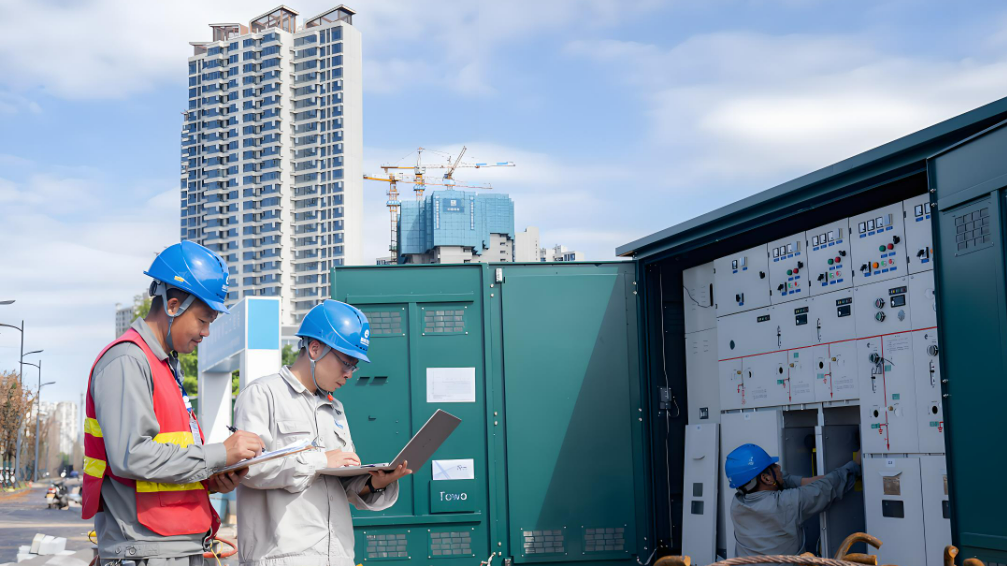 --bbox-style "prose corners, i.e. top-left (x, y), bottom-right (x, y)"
top-left (326, 449), bottom-right (361, 468)
top-left (853, 450), bottom-right (861, 466)
top-left (223, 430), bottom-right (266, 466)
top-left (369, 460), bottom-right (413, 491)
top-left (209, 469), bottom-right (248, 493)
